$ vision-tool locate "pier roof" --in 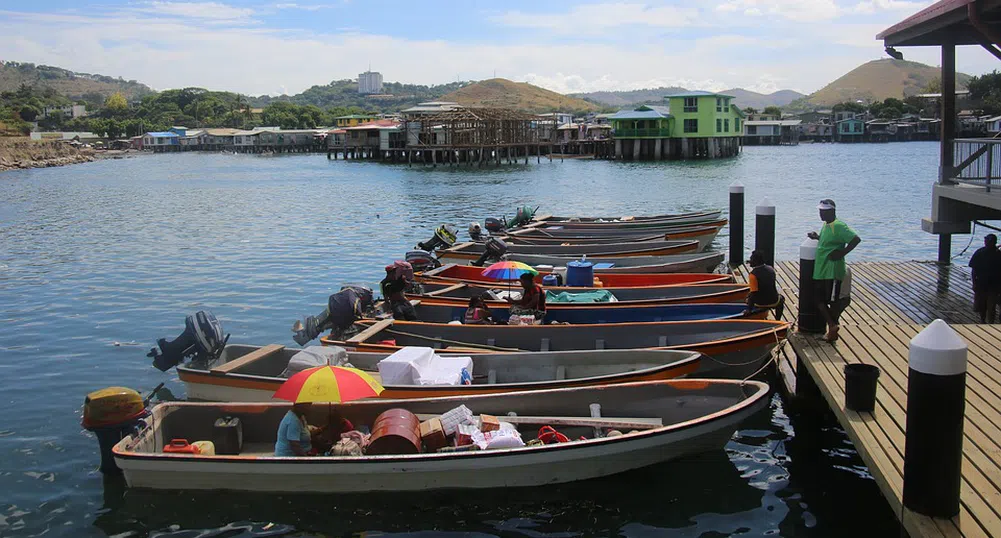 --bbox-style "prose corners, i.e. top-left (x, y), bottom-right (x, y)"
top-left (877, 0), bottom-right (1001, 46)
